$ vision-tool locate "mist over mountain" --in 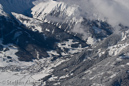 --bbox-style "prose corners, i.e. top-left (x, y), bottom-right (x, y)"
top-left (0, 0), bottom-right (129, 86)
